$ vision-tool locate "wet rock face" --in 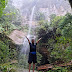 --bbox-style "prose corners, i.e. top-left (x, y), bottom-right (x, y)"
top-left (9, 30), bottom-right (26, 45)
